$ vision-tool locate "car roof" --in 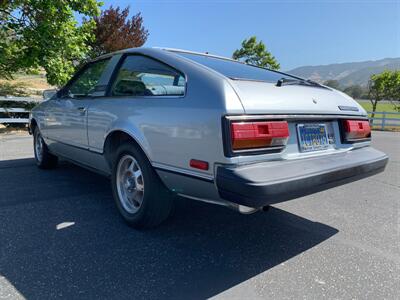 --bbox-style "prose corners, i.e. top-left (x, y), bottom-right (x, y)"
top-left (94, 47), bottom-right (235, 63)
top-left (92, 47), bottom-right (302, 85)
top-left (153, 47), bottom-right (238, 62)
